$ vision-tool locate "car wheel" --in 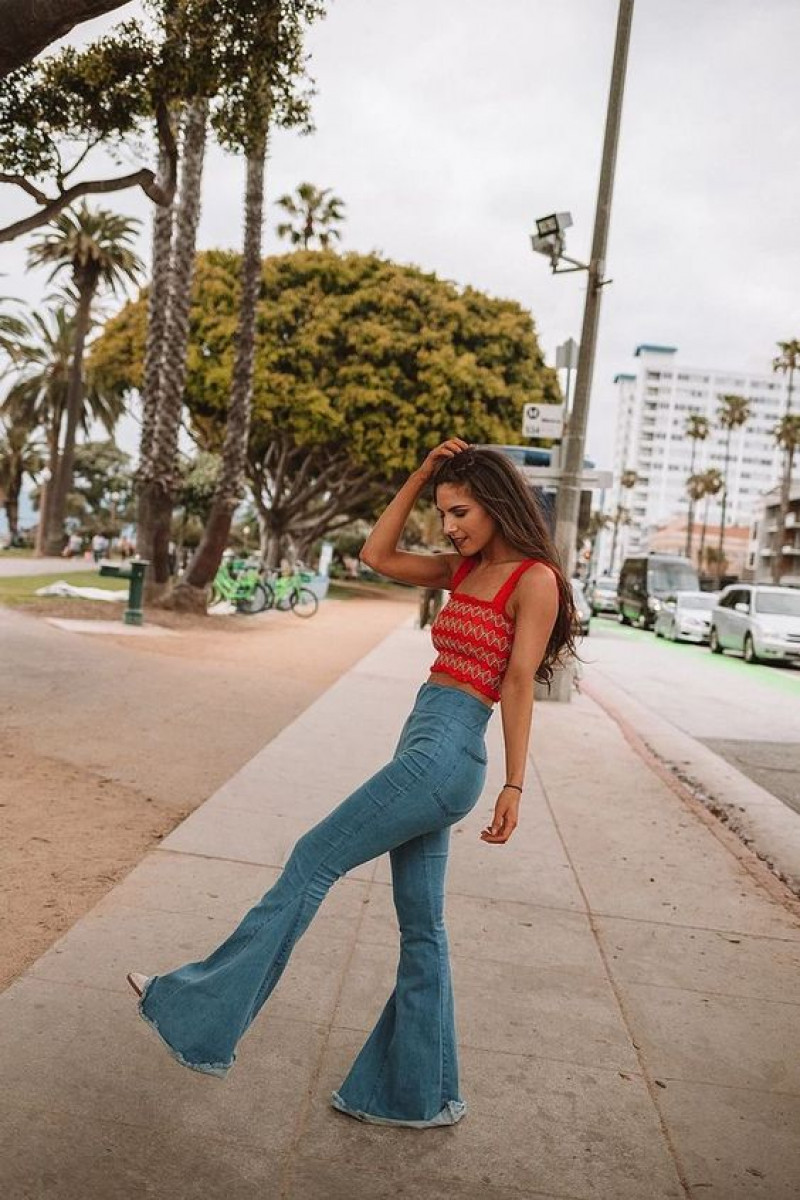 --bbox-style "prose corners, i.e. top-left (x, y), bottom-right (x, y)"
top-left (618, 610), bottom-right (631, 626)
top-left (637, 611), bottom-right (648, 630)
top-left (709, 627), bottom-right (723, 654)
top-left (655, 625), bottom-right (662, 638)
top-left (743, 633), bottom-right (760, 665)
